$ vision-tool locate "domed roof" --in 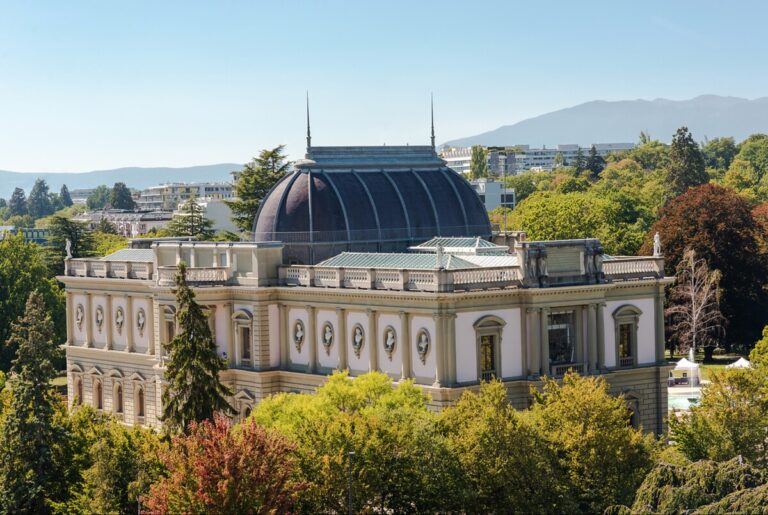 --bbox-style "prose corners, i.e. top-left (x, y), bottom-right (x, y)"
top-left (253, 145), bottom-right (492, 264)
